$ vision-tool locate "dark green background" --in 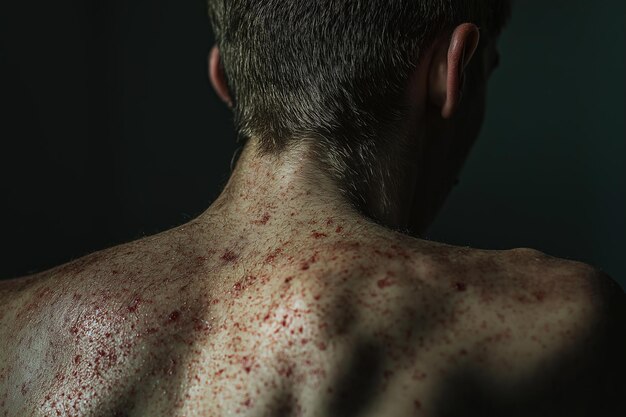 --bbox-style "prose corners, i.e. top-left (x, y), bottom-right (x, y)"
top-left (1, 0), bottom-right (624, 289)
top-left (428, 0), bottom-right (625, 288)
